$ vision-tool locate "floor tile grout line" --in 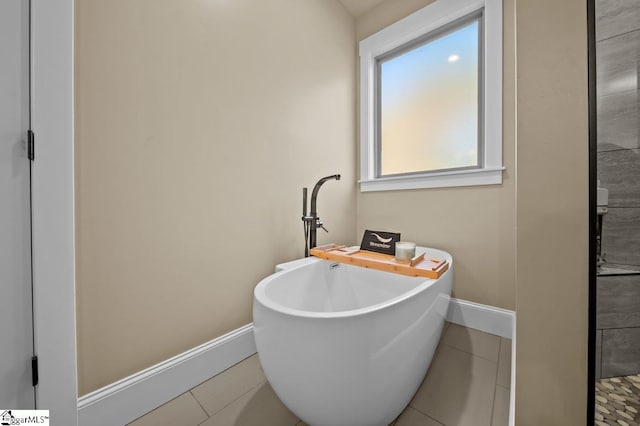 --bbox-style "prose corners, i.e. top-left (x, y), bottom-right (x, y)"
top-left (497, 337), bottom-right (508, 389)
top-left (424, 411), bottom-right (446, 425)
top-left (190, 355), bottom-right (255, 395)
top-left (193, 381), bottom-right (263, 418)
top-left (443, 324), bottom-right (504, 360)
top-left (128, 392), bottom-right (200, 425)
top-left (197, 415), bottom-right (210, 426)
top-left (440, 341), bottom-right (501, 364)
top-left (489, 338), bottom-right (502, 425)
top-left (195, 380), bottom-right (272, 425)
top-left (189, 390), bottom-right (211, 422)
top-left (410, 404), bottom-right (447, 425)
